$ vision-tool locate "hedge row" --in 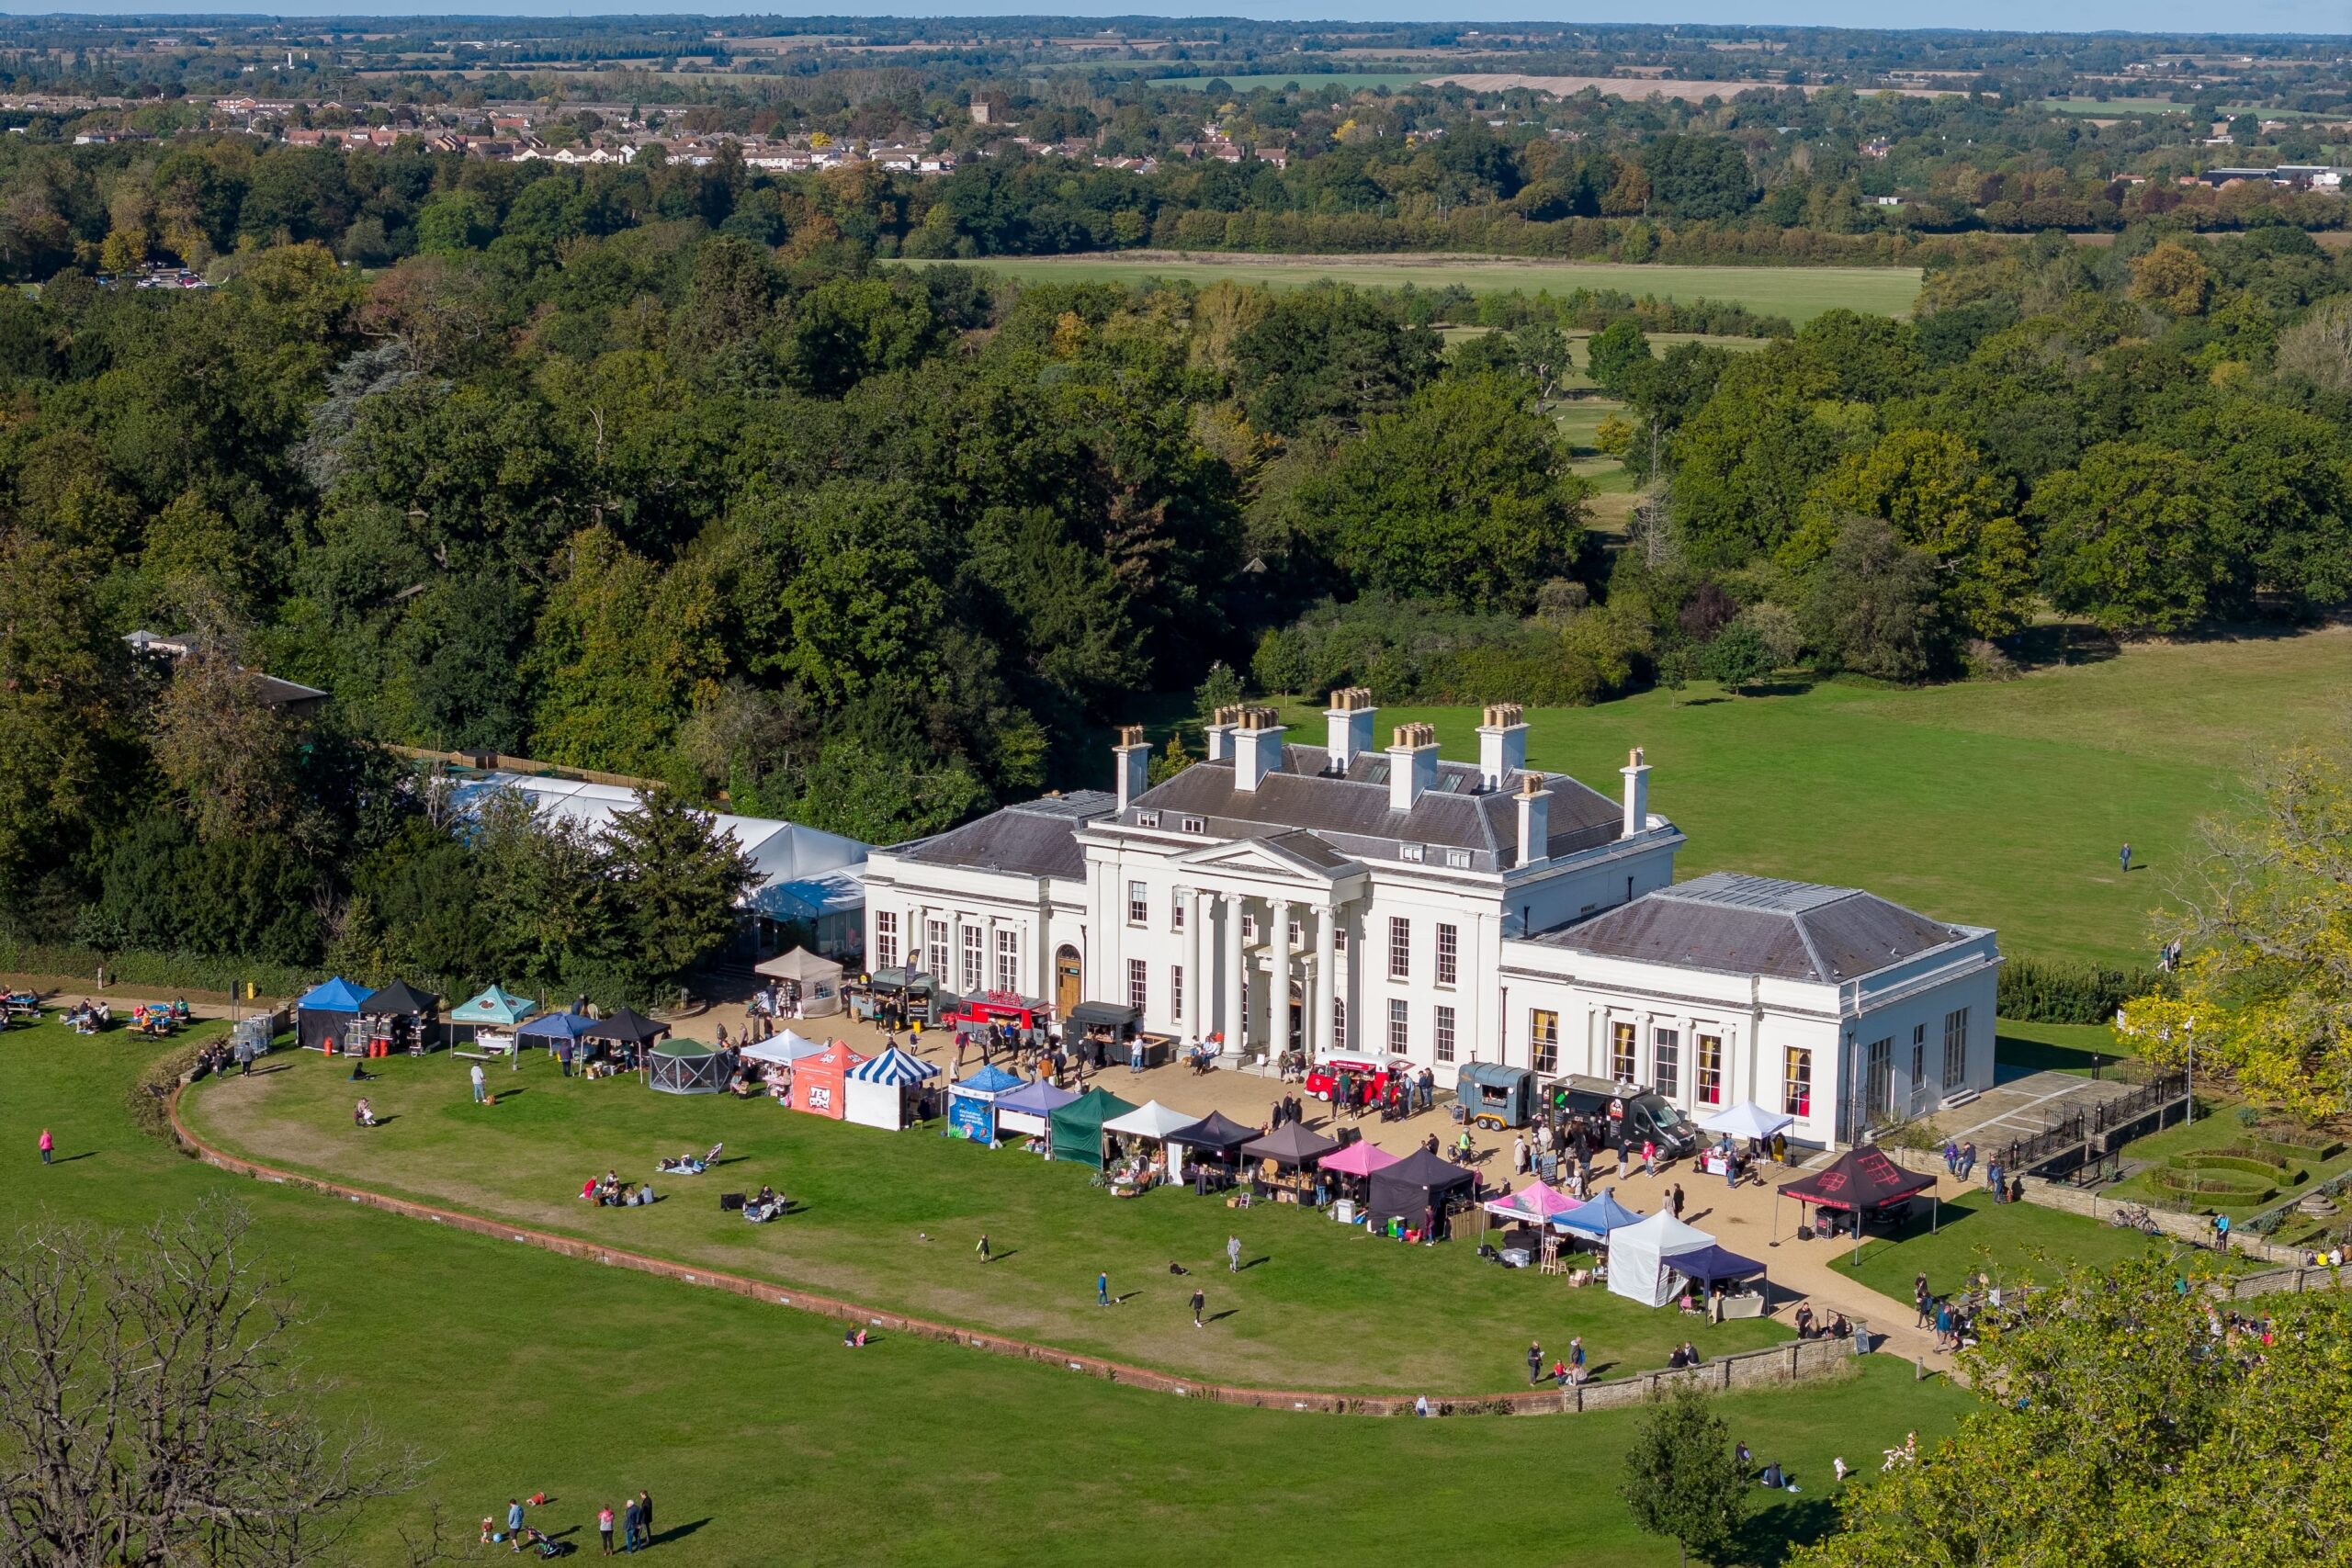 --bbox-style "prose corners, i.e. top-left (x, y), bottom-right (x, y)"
top-left (1996, 955), bottom-right (2165, 1025)
top-left (2149, 1168), bottom-right (2275, 1201)
top-left (0, 936), bottom-right (312, 1001)
top-left (2172, 1151), bottom-right (2304, 1185)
